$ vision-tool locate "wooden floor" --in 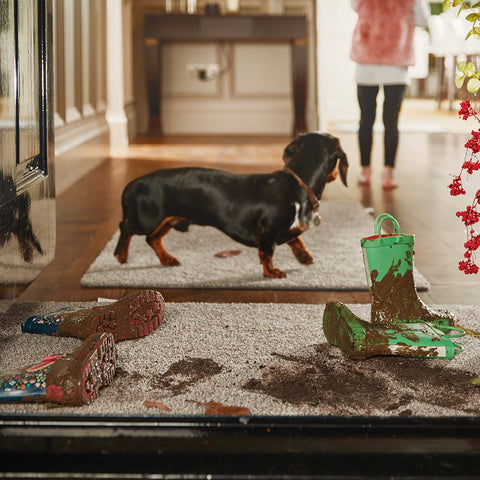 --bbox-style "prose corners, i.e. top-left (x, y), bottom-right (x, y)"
top-left (17, 127), bottom-right (480, 306)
